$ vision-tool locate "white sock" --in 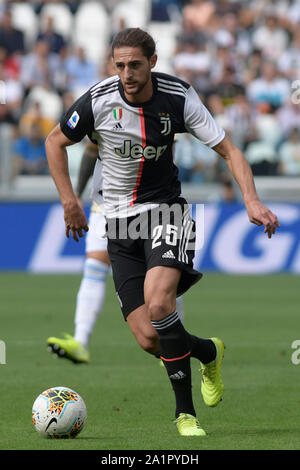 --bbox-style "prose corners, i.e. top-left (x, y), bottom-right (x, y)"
top-left (74, 258), bottom-right (109, 349)
top-left (176, 296), bottom-right (184, 324)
